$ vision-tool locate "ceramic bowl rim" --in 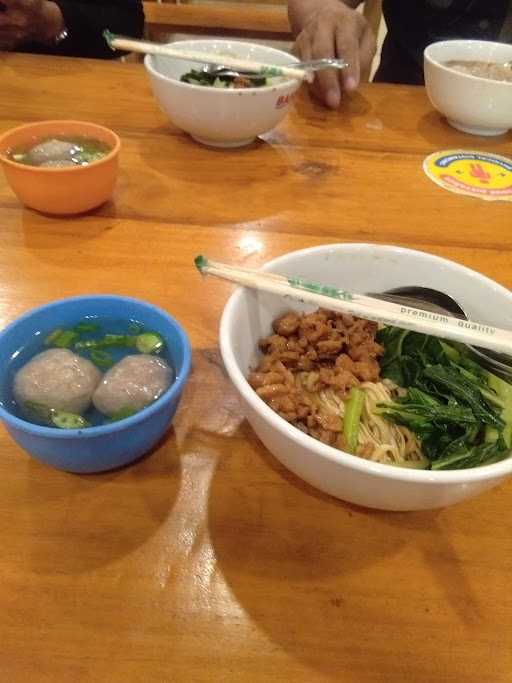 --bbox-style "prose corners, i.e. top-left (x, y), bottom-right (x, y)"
top-left (424, 39), bottom-right (512, 88)
top-left (0, 120), bottom-right (121, 173)
top-left (144, 39), bottom-right (300, 94)
top-left (220, 242), bottom-right (512, 485)
top-left (0, 294), bottom-right (191, 438)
